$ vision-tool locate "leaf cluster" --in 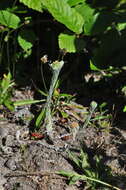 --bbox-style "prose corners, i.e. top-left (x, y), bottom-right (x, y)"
top-left (0, 72), bottom-right (14, 110)
top-left (58, 149), bottom-right (120, 190)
